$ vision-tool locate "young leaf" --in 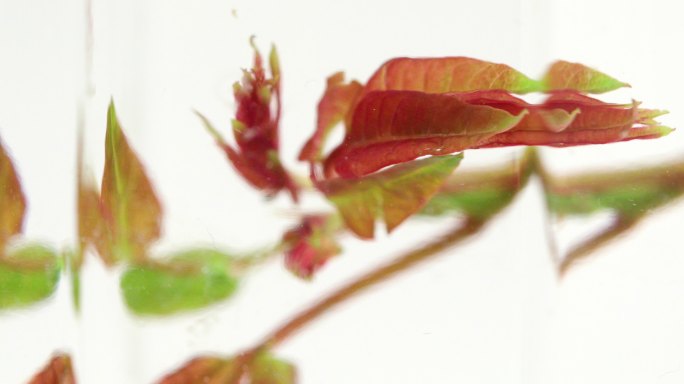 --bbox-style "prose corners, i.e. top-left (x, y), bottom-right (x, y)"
top-left (282, 214), bottom-right (342, 279)
top-left (0, 244), bottom-right (61, 309)
top-left (120, 248), bottom-right (238, 315)
top-left (250, 352), bottom-right (297, 384)
top-left (0, 138), bottom-right (26, 250)
top-left (324, 91), bottom-right (527, 178)
top-left (362, 57), bottom-right (543, 96)
top-left (320, 154), bottom-right (463, 238)
top-left (541, 60), bottom-right (630, 94)
top-left (201, 41), bottom-right (298, 201)
top-left (27, 353), bottom-right (76, 384)
top-left (298, 72), bottom-right (363, 163)
top-left (102, 101), bottom-right (162, 262)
